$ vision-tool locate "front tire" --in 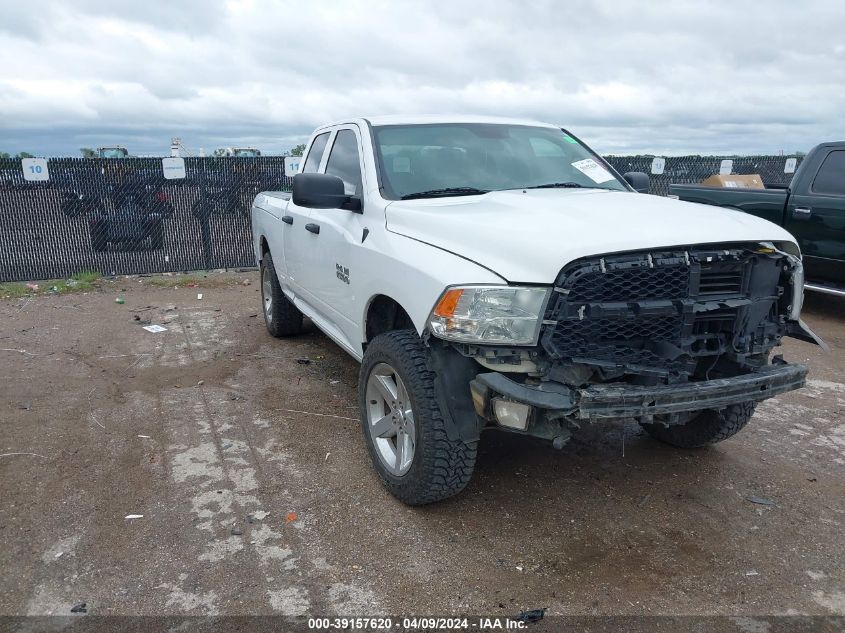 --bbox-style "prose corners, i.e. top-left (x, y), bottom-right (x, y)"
top-left (359, 330), bottom-right (478, 505)
top-left (640, 401), bottom-right (757, 448)
top-left (260, 252), bottom-right (302, 337)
